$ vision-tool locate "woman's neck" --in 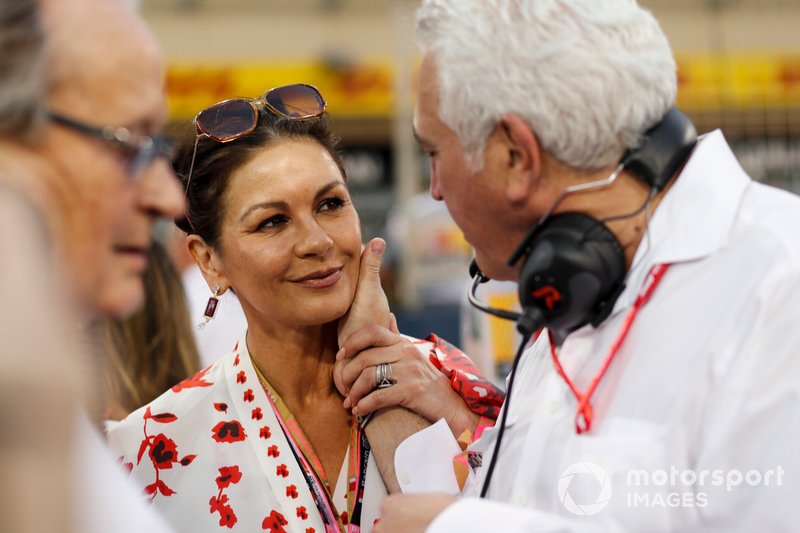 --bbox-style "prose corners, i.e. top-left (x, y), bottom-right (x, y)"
top-left (246, 320), bottom-right (342, 407)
